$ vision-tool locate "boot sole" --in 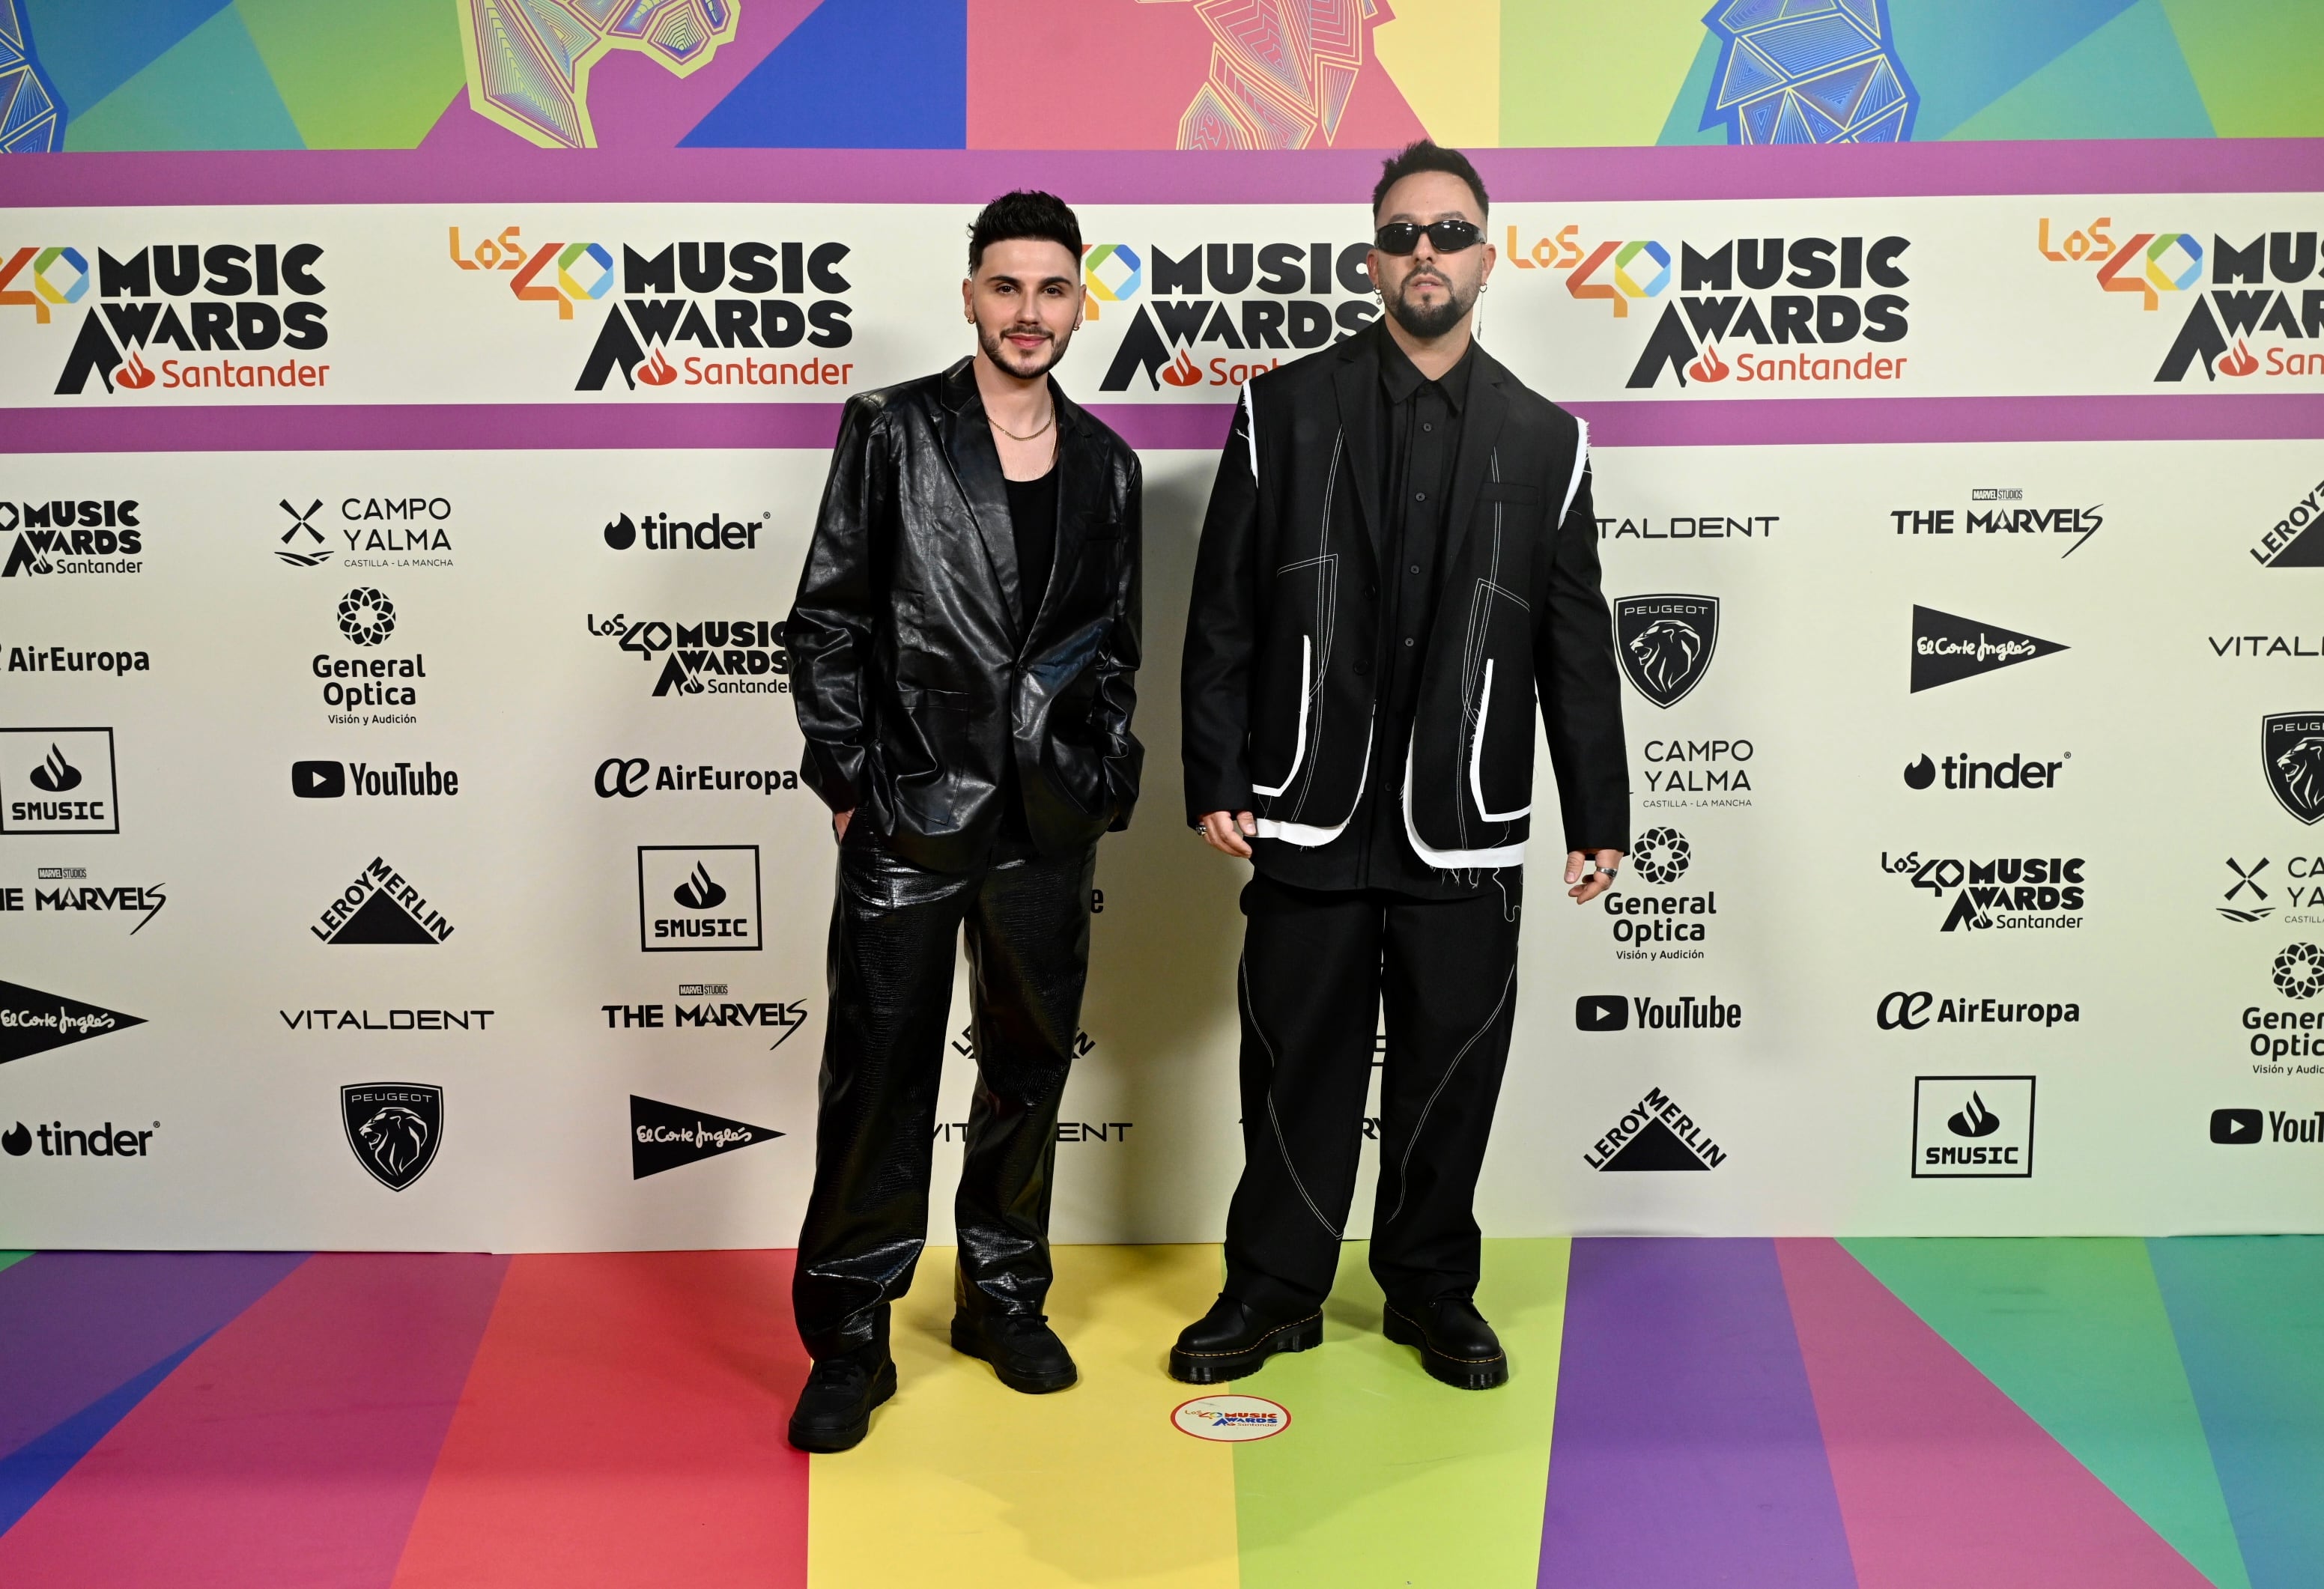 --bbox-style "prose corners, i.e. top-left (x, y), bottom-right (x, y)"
top-left (950, 1320), bottom-right (1078, 1394)
top-left (1168, 1312), bottom-right (1323, 1385)
top-left (787, 1361), bottom-right (898, 1453)
top-left (1383, 1305), bottom-right (1509, 1390)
